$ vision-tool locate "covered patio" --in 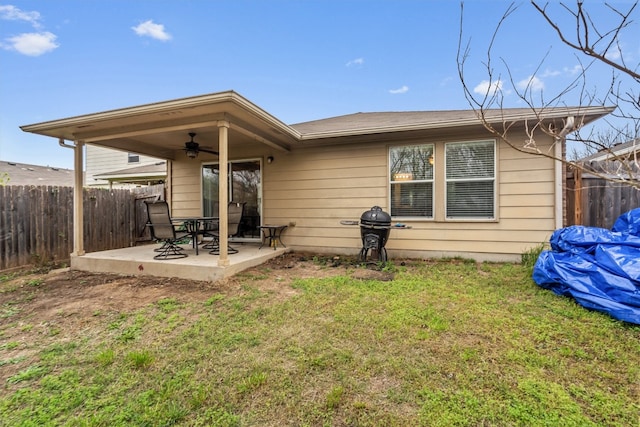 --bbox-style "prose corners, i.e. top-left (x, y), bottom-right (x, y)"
top-left (21, 91), bottom-right (298, 279)
top-left (72, 243), bottom-right (289, 282)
